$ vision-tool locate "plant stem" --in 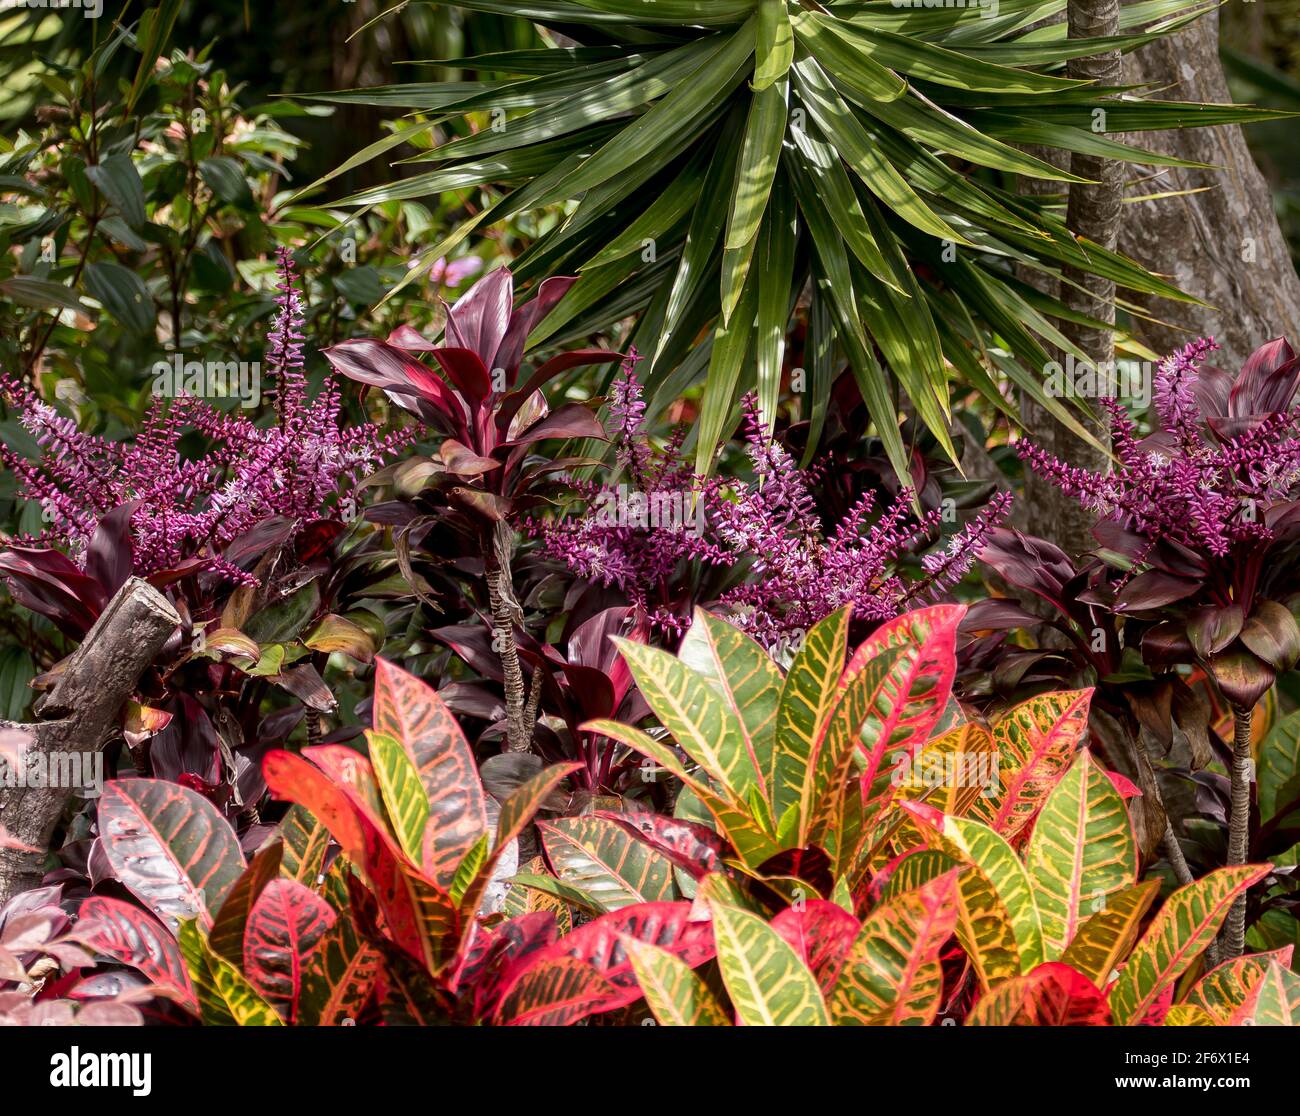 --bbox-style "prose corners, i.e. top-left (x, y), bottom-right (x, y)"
top-left (484, 519), bottom-right (531, 753)
top-left (1222, 703), bottom-right (1254, 959)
